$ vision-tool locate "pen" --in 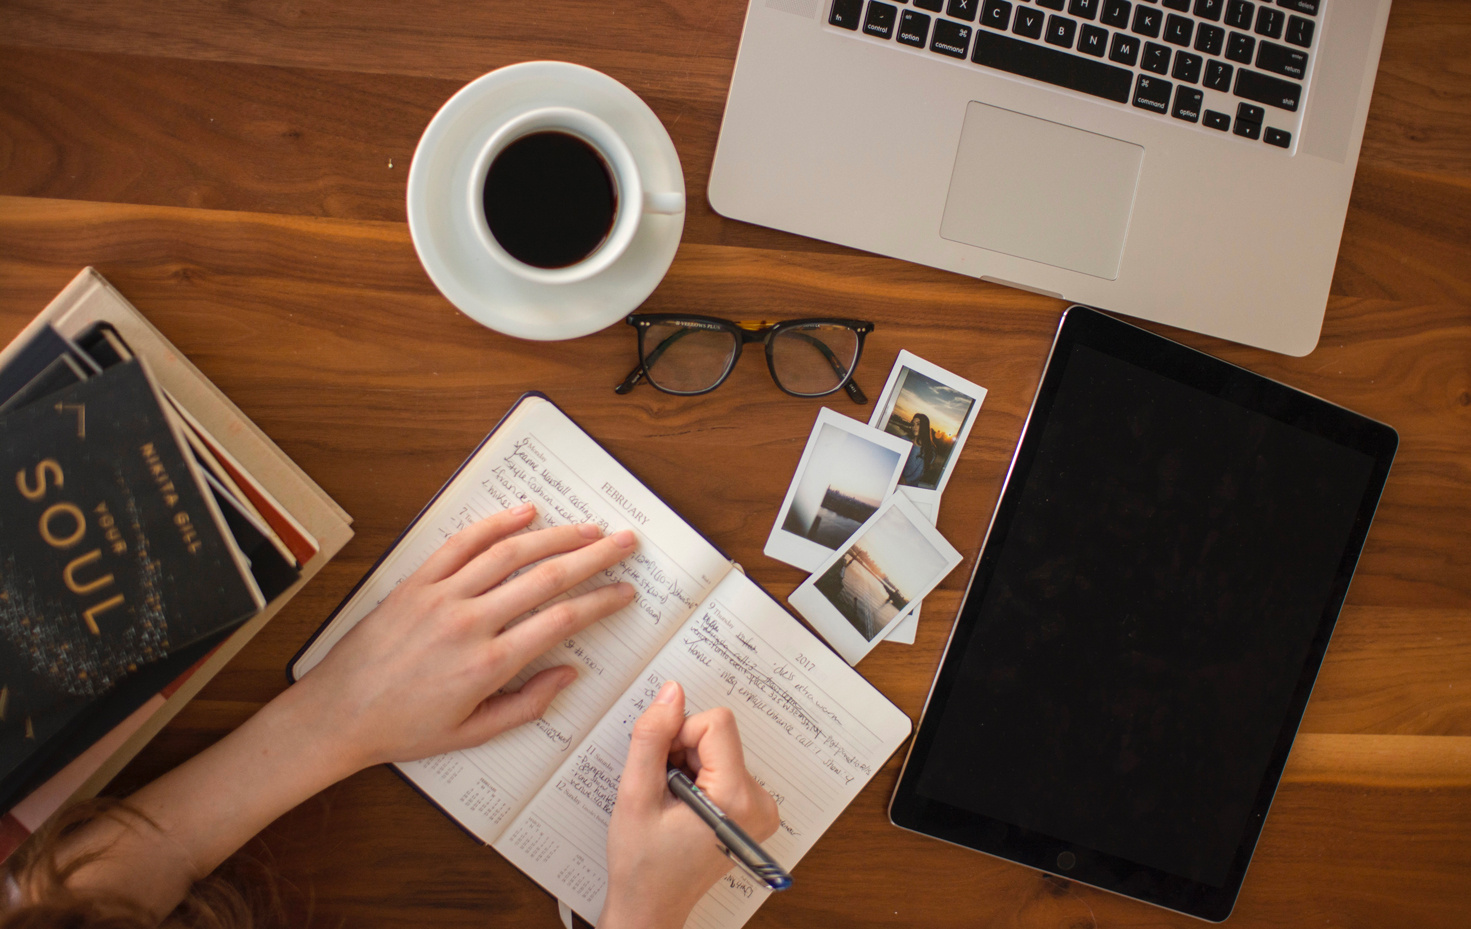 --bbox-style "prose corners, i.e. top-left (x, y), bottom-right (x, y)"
top-left (665, 766), bottom-right (793, 892)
